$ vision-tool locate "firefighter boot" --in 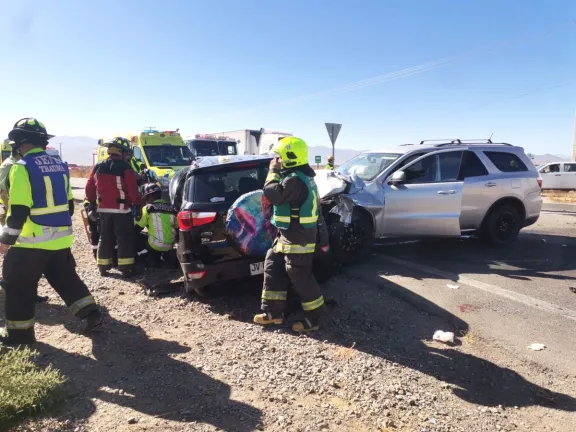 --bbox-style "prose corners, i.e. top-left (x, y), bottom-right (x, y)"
top-left (292, 318), bottom-right (320, 333)
top-left (253, 312), bottom-right (283, 326)
top-left (0, 328), bottom-right (37, 345)
top-left (84, 310), bottom-right (103, 333)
